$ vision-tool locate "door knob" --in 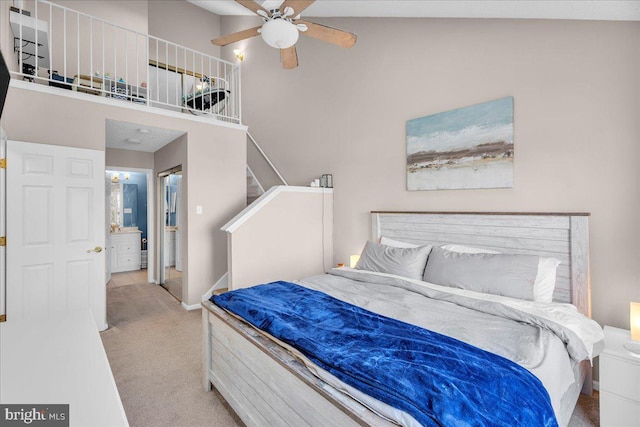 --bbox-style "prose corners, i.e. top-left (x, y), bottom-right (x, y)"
top-left (87, 246), bottom-right (103, 253)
